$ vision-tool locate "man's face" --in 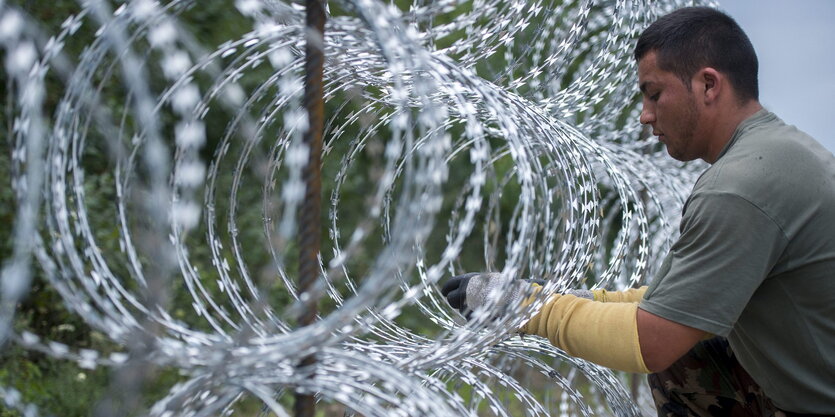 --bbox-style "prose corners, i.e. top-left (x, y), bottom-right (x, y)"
top-left (637, 51), bottom-right (704, 161)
